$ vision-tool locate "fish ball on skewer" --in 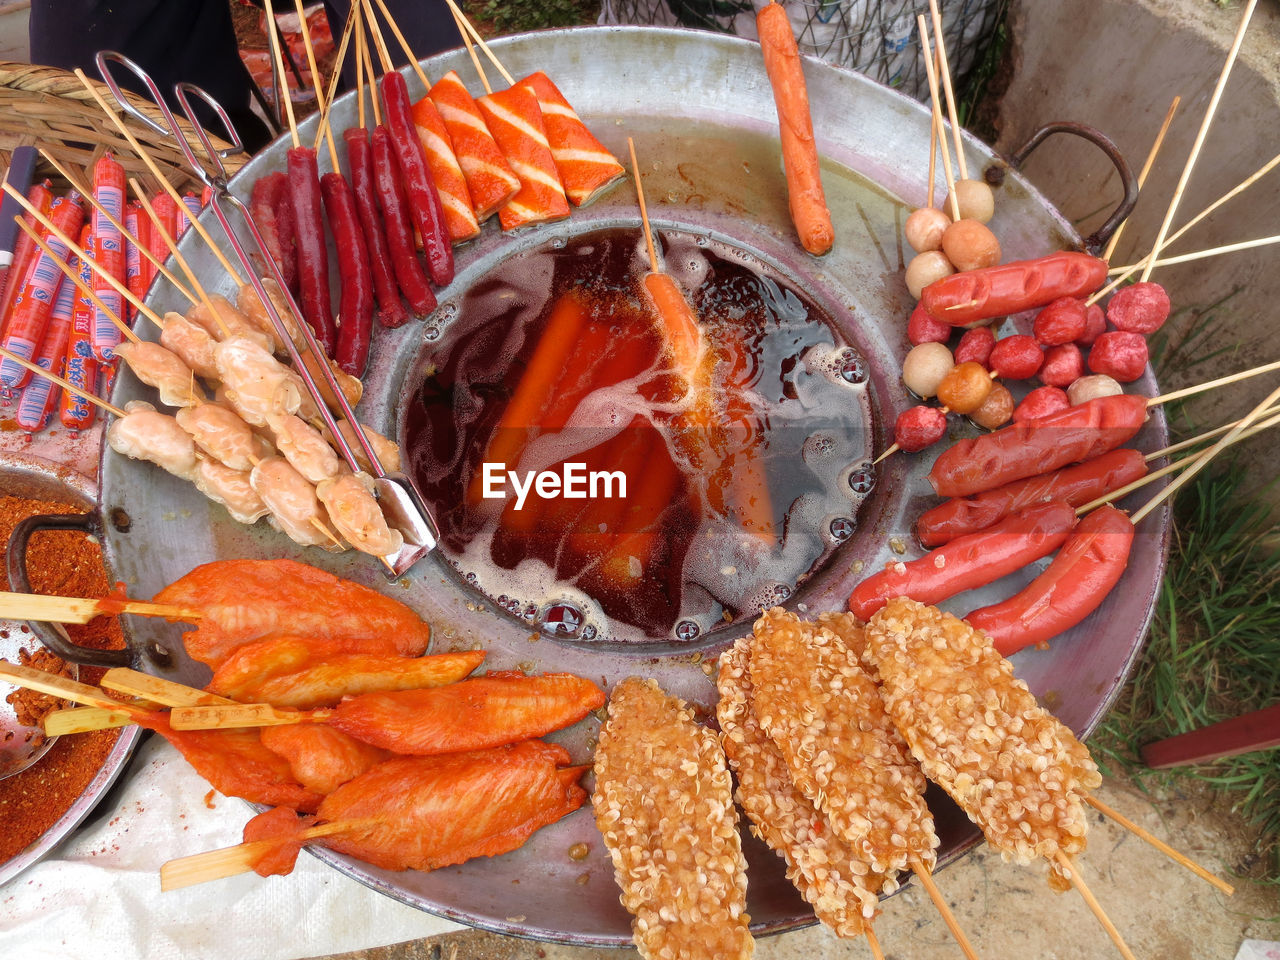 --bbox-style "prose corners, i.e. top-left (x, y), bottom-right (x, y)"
top-left (945, 179), bottom-right (995, 224)
top-left (106, 400), bottom-right (198, 481)
top-left (905, 250), bottom-right (955, 299)
top-left (176, 403), bottom-right (272, 472)
top-left (159, 312), bottom-right (219, 382)
top-left (268, 412), bottom-right (344, 484)
top-left (316, 471), bottom-right (404, 558)
top-left (250, 455), bottom-right (341, 549)
top-left (114, 340), bottom-right (207, 408)
top-left (904, 206), bottom-right (951, 254)
top-left (194, 459), bottom-right (271, 525)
